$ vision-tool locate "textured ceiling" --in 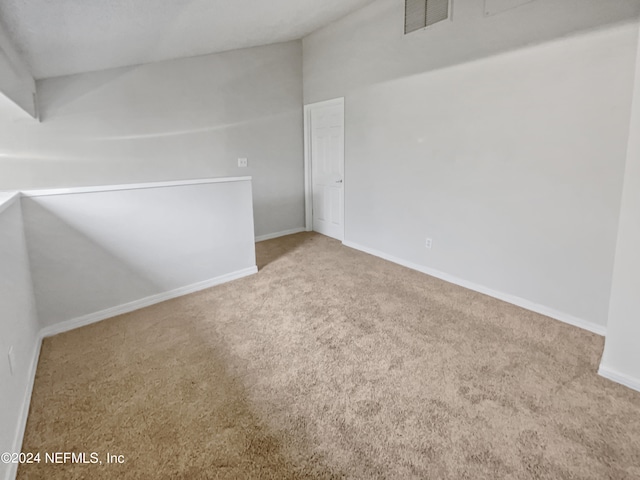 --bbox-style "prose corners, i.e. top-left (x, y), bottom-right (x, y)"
top-left (0, 0), bottom-right (376, 79)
